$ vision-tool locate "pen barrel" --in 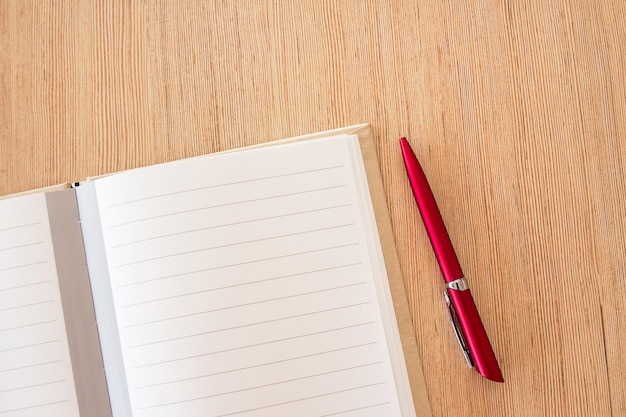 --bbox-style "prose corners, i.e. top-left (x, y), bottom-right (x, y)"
top-left (399, 138), bottom-right (464, 282)
top-left (446, 288), bottom-right (504, 382)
